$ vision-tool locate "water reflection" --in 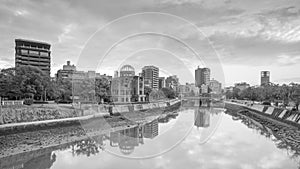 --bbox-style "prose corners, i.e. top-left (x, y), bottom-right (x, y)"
top-left (109, 120), bottom-right (159, 155)
top-left (194, 108), bottom-right (210, 128)
top-left (3, 103), bottom-right (300, 169)
top-left (226, 110), bottom-right (300, 167)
